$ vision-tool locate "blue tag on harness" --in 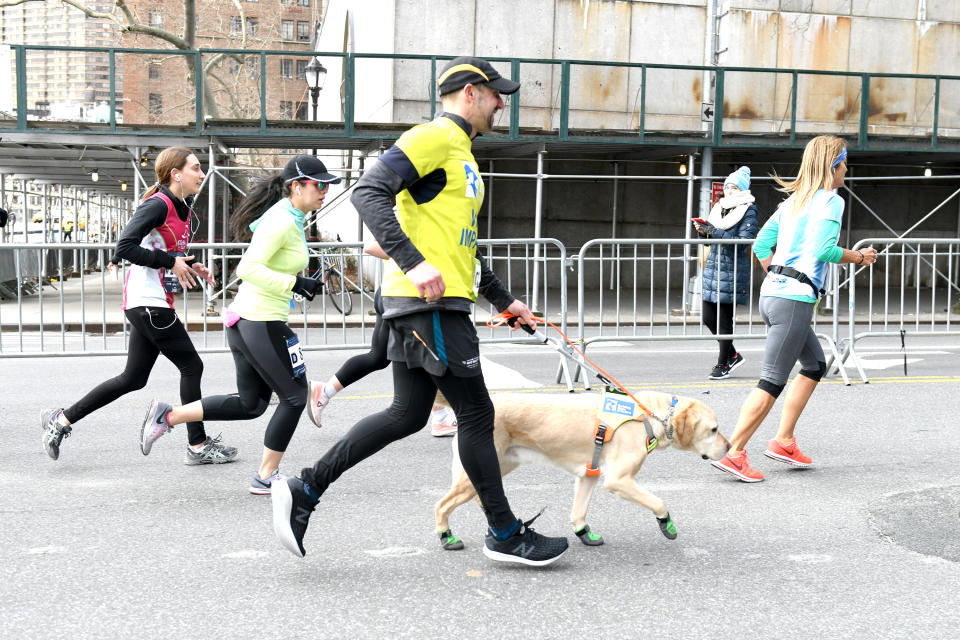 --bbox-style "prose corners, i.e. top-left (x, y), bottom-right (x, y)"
top-left (286, 335), bottom-right (306, 377)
